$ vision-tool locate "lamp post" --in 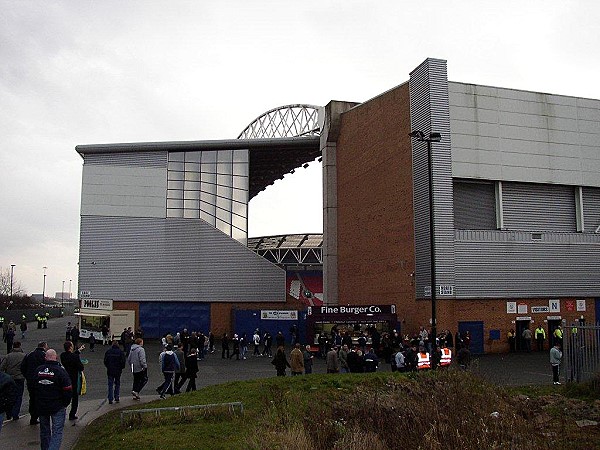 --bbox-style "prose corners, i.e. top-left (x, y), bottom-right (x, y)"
top-left (69, 279), bottom-right (72, 300)
top-left (409, 130), bottom-right (442, 368)
top-left (42, 266), bottom-right (47, 302)
top-left (62, 280), bottom-right (65, 309)
top-left (10, 264), bottom-right (15, 307)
